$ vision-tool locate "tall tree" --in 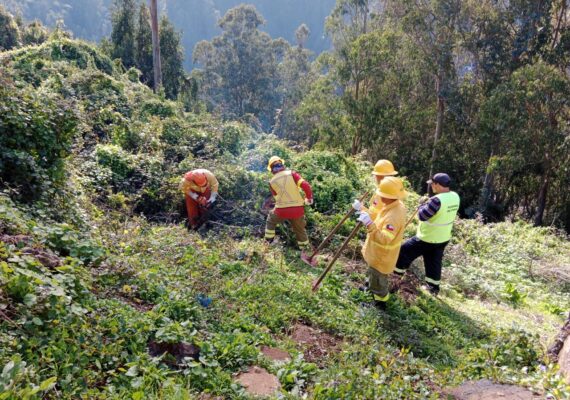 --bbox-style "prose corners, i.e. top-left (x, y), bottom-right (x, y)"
top-left (193, 5), bottom-right (289, 128)
top-left (111, 0), bottom-right (137, 69)
top-left (0, 5), bottom-right (20, 50)
top-left (134, 2), bottom-right (154, 86)
top-left (149, 0), bottom-right (162, 92)
top-left (159, 15), bottom-right (185, 99)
